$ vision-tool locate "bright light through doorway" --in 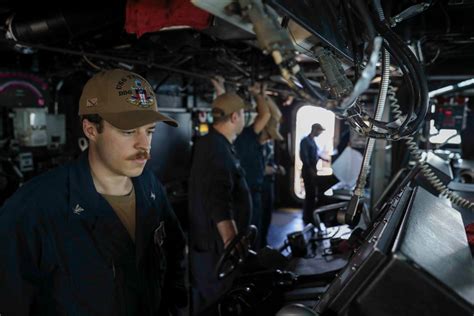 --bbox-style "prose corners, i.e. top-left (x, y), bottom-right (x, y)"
top-left (294, 105), bottom-right (335, 199)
